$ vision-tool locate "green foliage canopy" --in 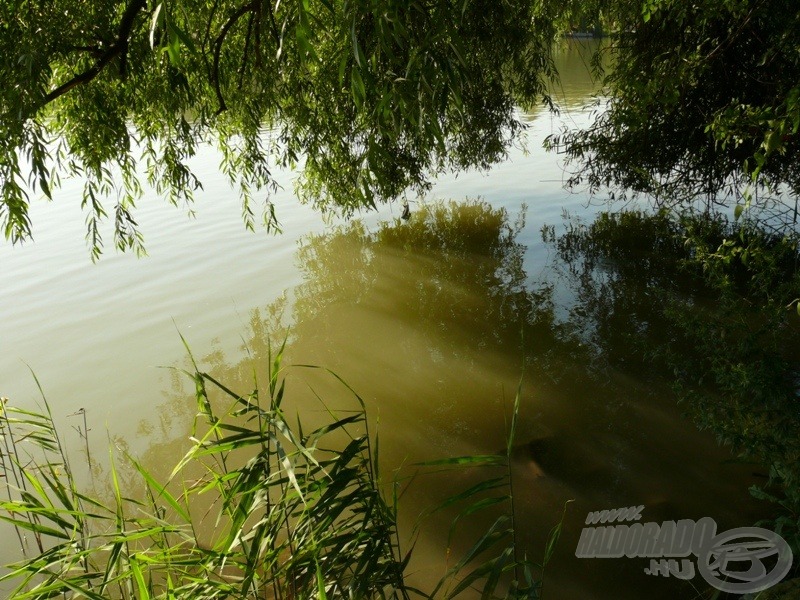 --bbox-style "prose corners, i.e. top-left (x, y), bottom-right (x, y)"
top-left (555, 0), bottom-right (800, 214)
top-left (0, 0), bottom-right (563, 257)
top-left (9, 0), bottom-right (799, 255)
